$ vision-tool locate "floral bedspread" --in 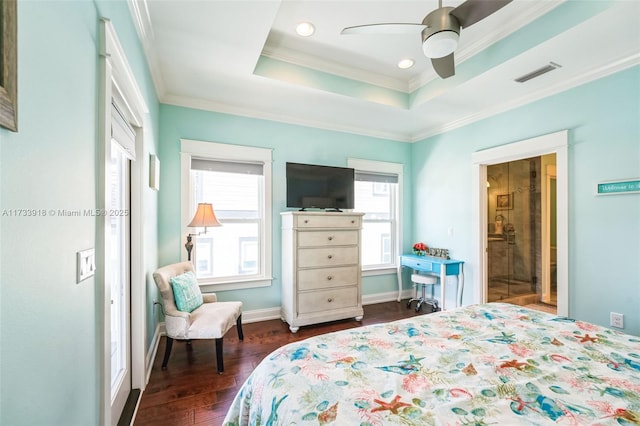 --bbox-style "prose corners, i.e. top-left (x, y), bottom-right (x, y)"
top-left (223, 303), bottom-right (640, 425)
